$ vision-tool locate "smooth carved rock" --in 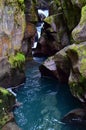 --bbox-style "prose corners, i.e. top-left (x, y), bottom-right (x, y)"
top-left (39, 43), bottom-right (86, 103)
top-left (66, 43), bottom-right (86, 103)
top-left (61, 108), bottom-right (86, 125)
top-left (39, 46), bottom-right (70, 83)
top-left (2, 122), bottom-right (21, 130)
